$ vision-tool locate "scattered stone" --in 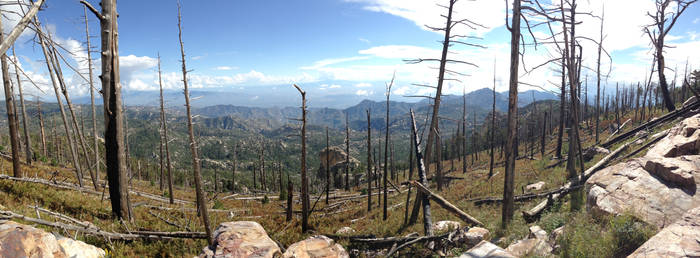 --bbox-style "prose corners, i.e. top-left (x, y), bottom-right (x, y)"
top-left (458, 240), bottom-right (516, 258)
top-left (200, 221), bottom-right (281, 258)
top-left (525, 181), bottom-right (545, 192)
top-left (463, 227), bottom-right (490, 246)
top-left (505, 238), bottom-right (552, 257)
top-left (549, 226), bottom-right (564, 245)
top-left (56, 235), bottom-right (105, 258)
top-left (432, 221), bottom-right (461, 233)
top-left (527, 225), bottom-right (547, 240)
top-left (646, 114), bottom-right (700, 158)
top-left (634, 130), bottom-right (649, 139)
top-left (283, 235), bottom-right (349, 258)
top-left (629, 206), bottom-right (700, 257)
top-left (334, 227), bottom-right (355, 235)
top-left (583, 146), bottom-right (611, 161)
top-left (0, 220), bottom-right (104, 258)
